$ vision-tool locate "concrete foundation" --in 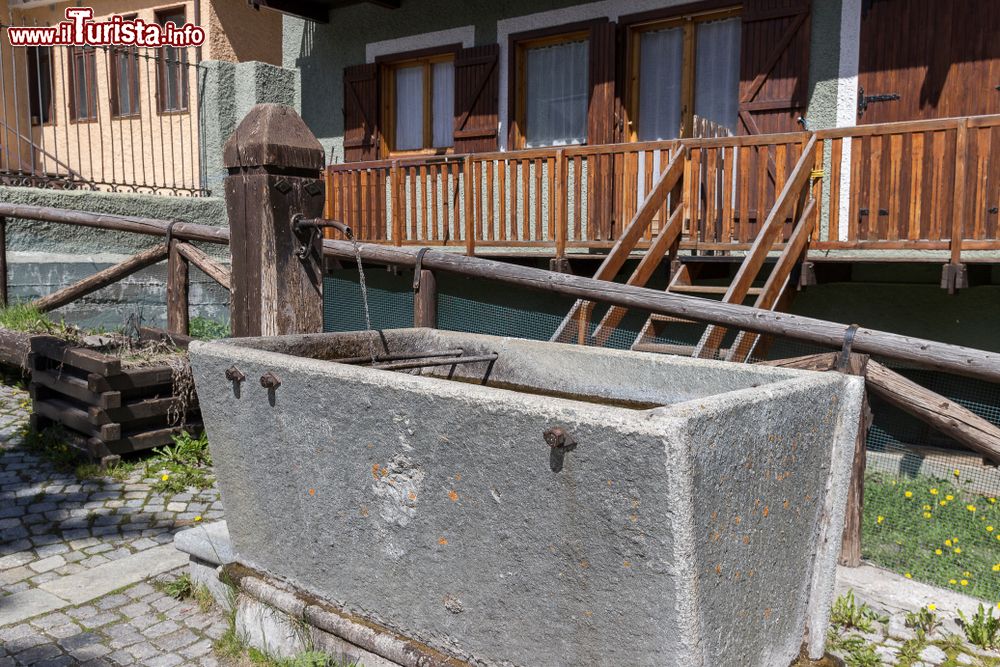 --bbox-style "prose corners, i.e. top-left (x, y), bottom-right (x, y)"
top-left (189, 329), bottom-right (865, 667)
